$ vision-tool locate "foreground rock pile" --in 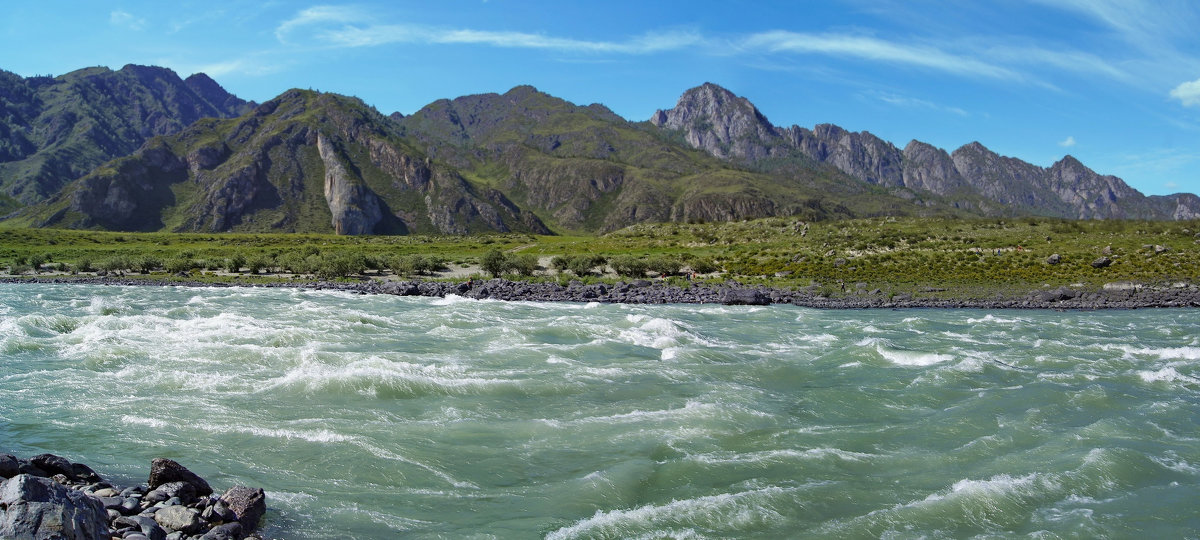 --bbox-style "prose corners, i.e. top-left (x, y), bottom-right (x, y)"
top-left (0, 453), bottom-right (265, 540)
